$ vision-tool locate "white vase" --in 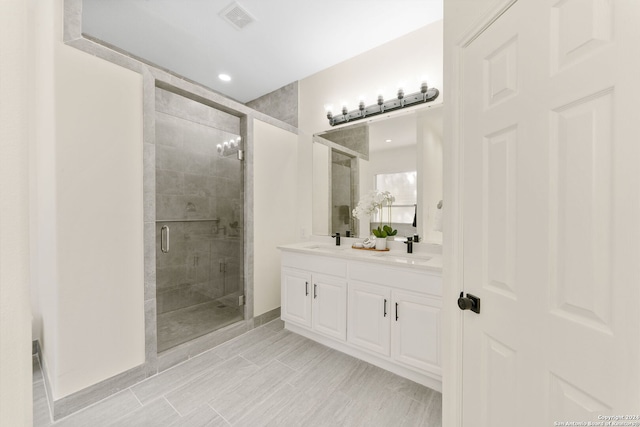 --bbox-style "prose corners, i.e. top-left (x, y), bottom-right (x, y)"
top-left (375, 237), bottom-right (386, 250)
